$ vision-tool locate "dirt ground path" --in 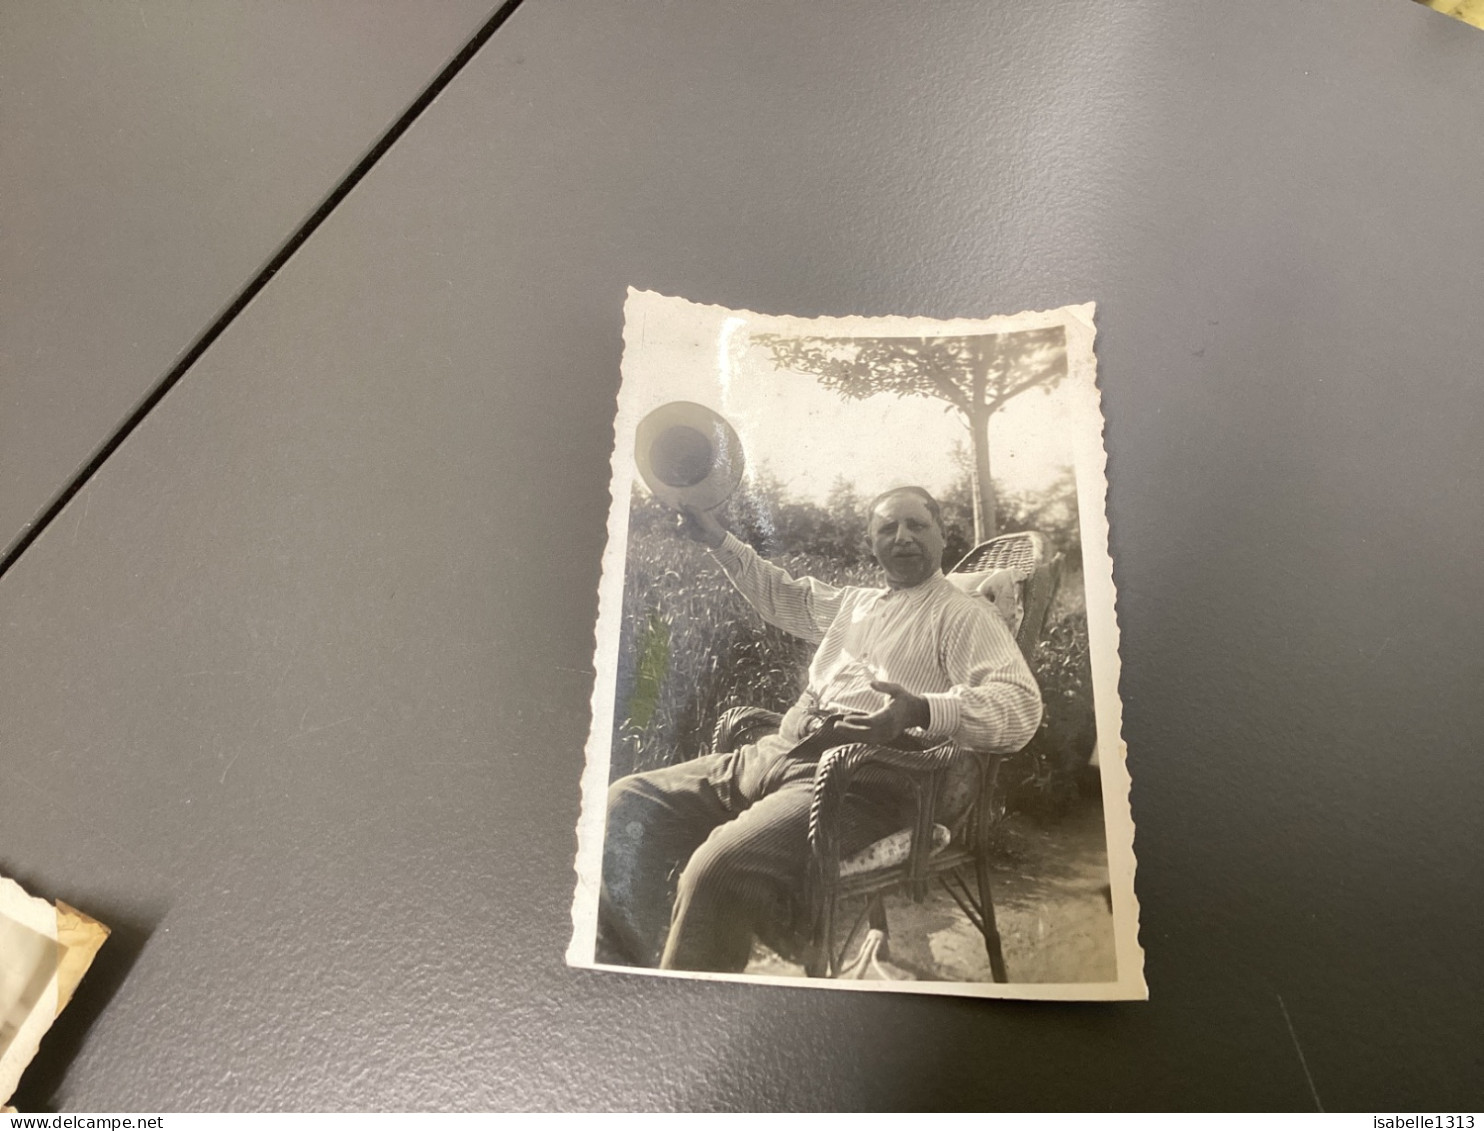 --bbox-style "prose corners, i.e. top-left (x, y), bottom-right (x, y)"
top-left (748, 798), bottom-right (1117, 985)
